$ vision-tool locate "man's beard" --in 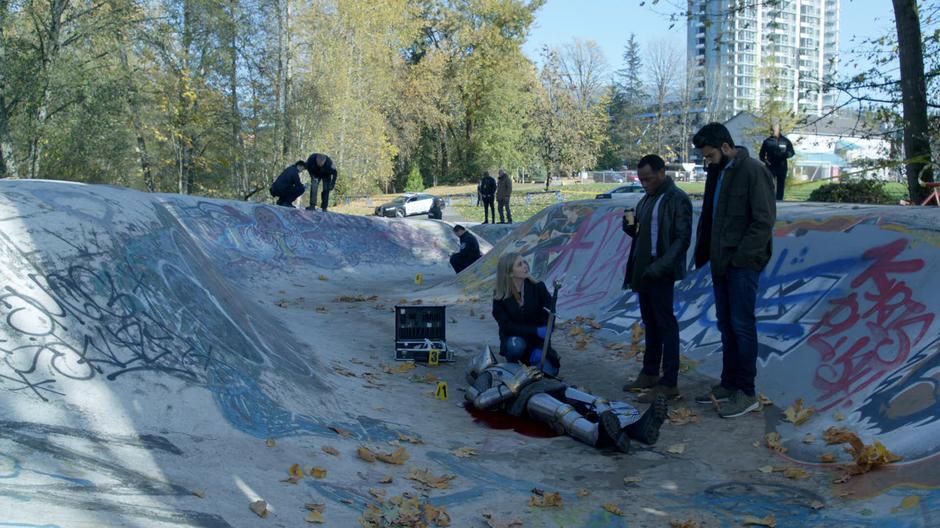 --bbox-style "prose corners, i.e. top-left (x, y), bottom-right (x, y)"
top-left (707, 153), bottom-right (731, 169)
